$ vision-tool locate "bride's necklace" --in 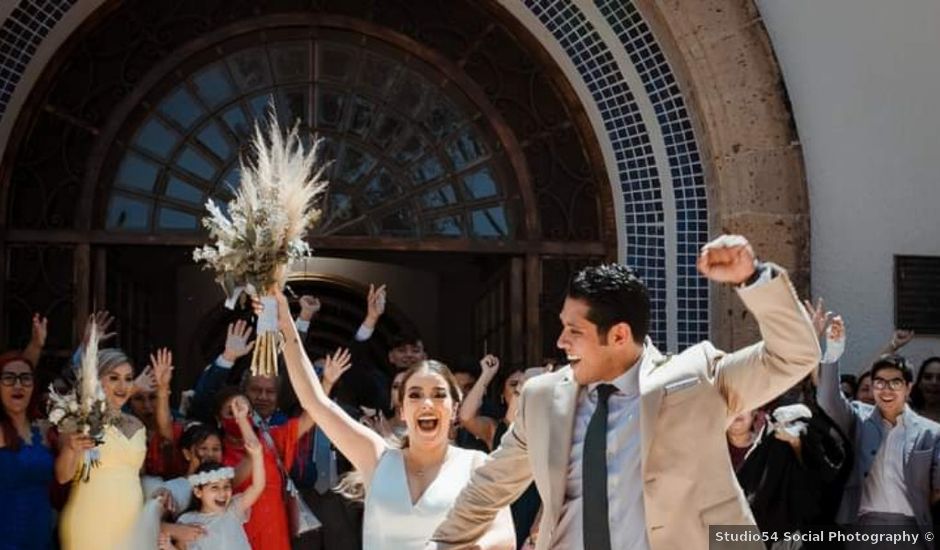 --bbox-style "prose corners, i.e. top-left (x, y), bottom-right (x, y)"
top-left (404, 447), bottom-right (449, 478)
